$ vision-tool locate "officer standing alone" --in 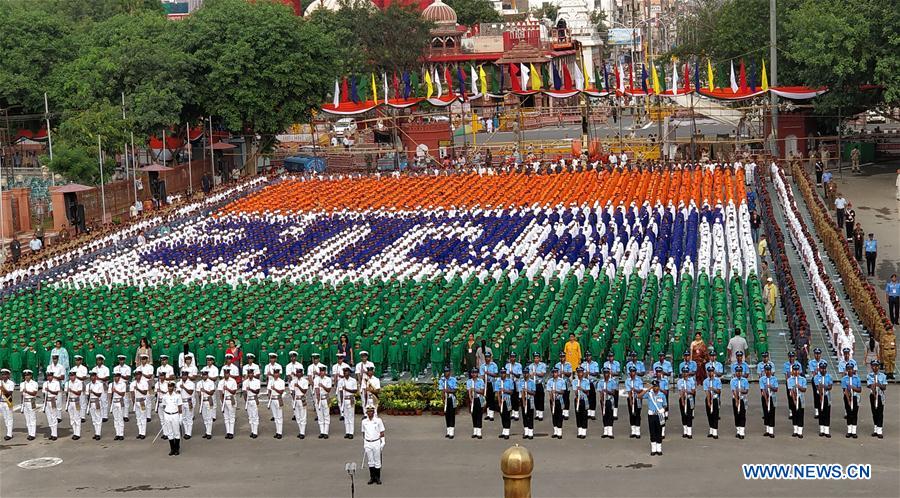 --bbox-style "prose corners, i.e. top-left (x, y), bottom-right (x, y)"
top-left (361, 405), bottom-right (385, 485)
top-left (438, 367), bottom-right (457, 438)
top-left (160, 381), bottom-right (183, 456)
